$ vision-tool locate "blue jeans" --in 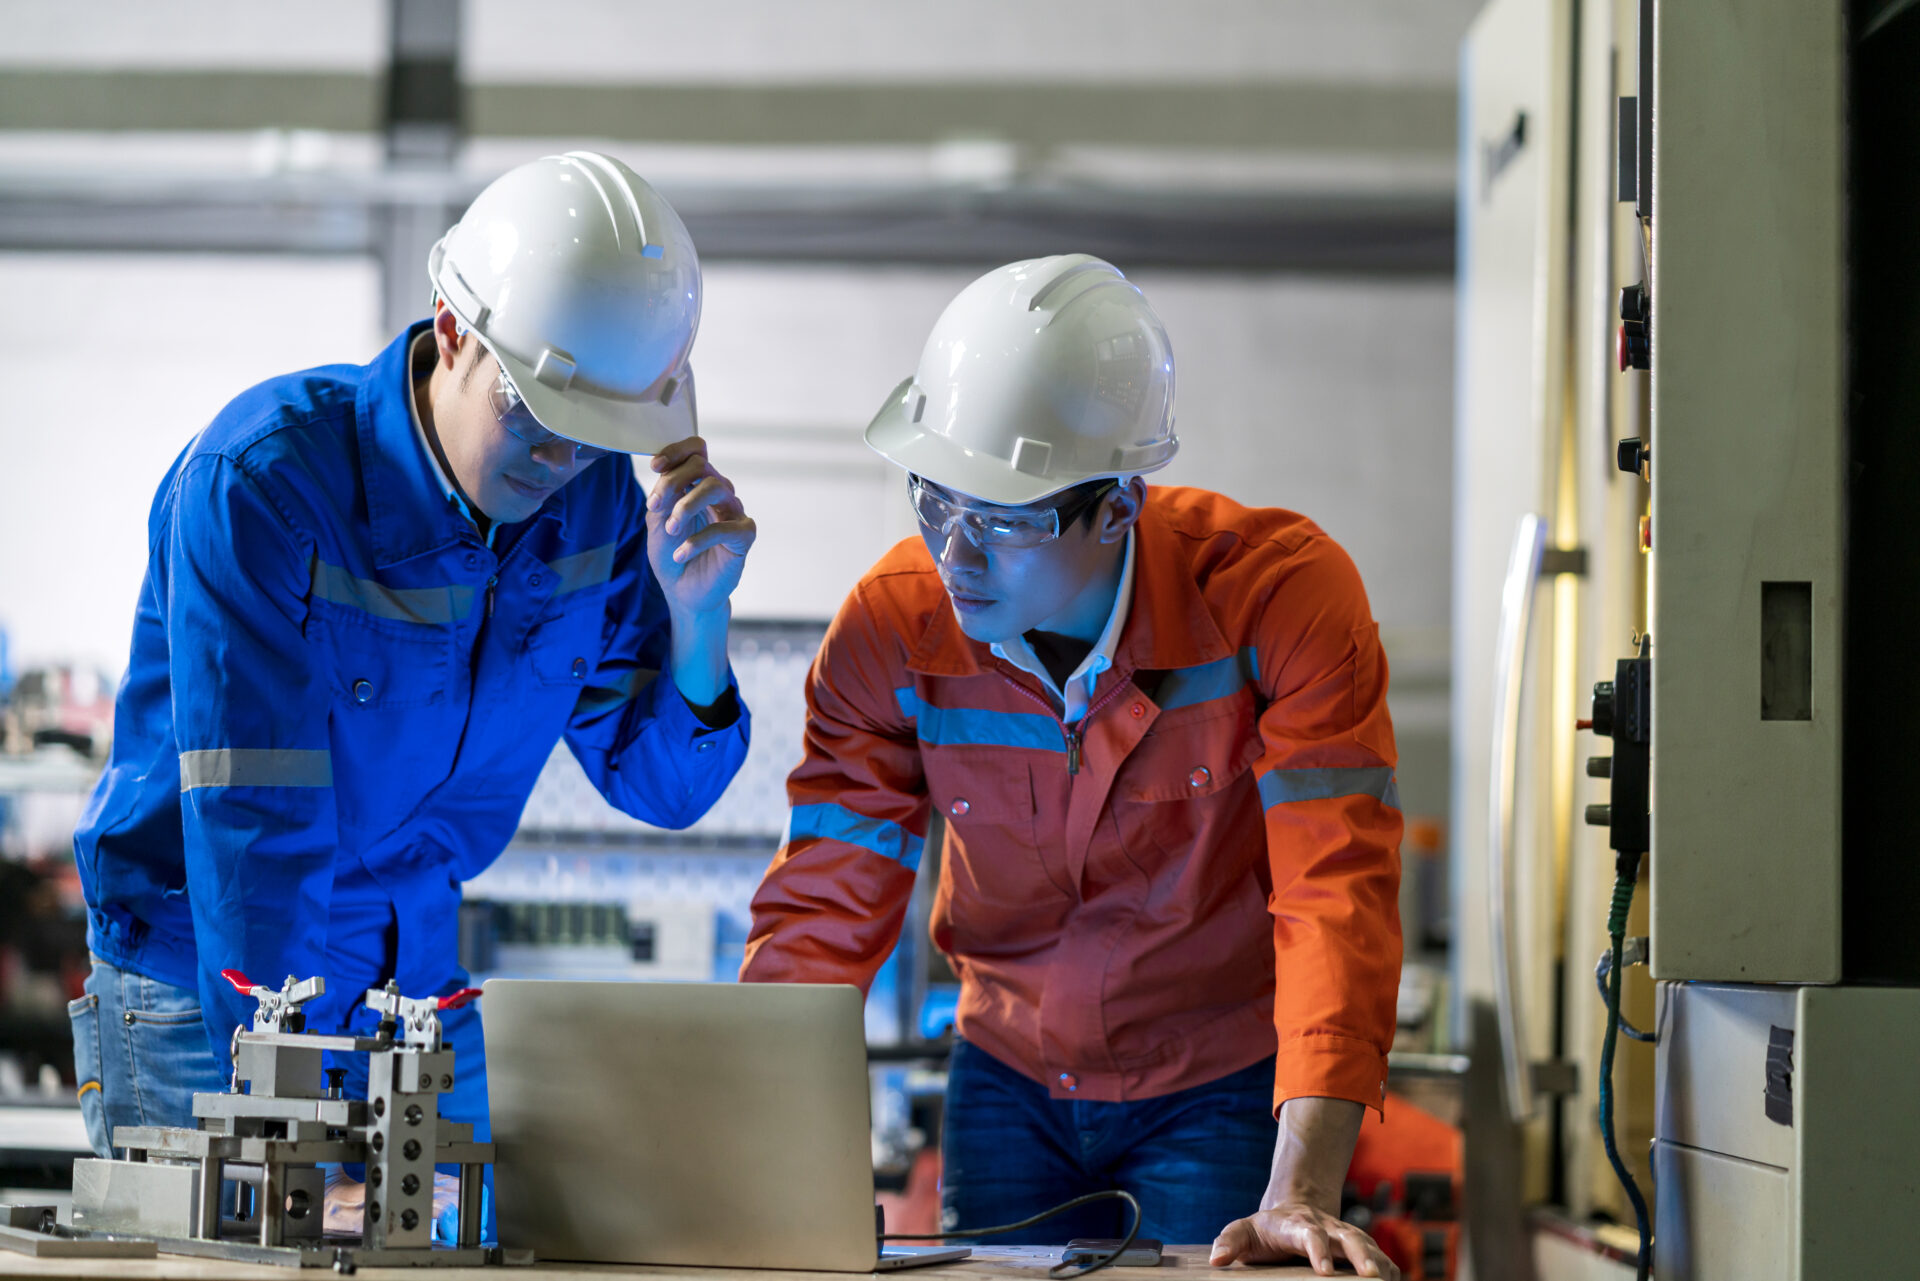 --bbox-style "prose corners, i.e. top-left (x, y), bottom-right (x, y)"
top-left (939, 1039), bottom-right (1278, 1246)
top-left (68, 958), bottom-right (225, 1158)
